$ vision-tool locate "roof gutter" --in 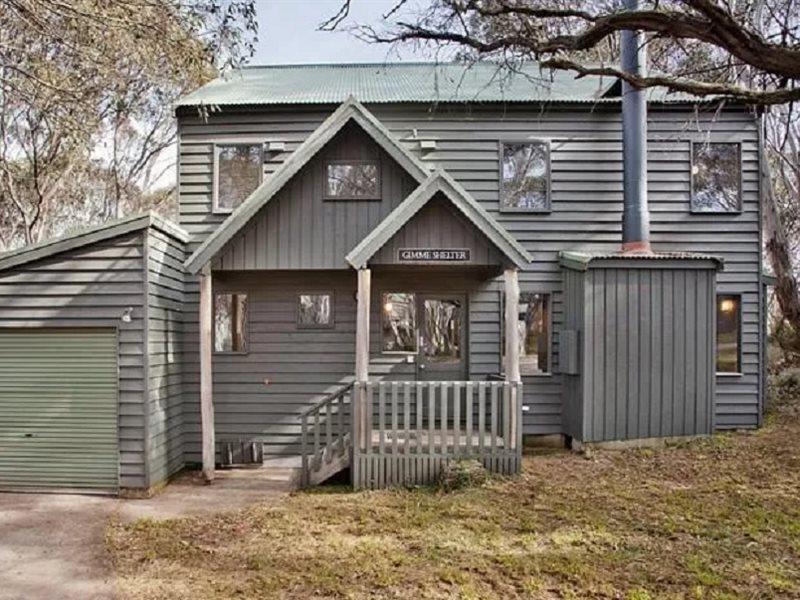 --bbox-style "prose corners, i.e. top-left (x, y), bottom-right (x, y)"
top-left (621, 0), bottom-right (652, 254)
